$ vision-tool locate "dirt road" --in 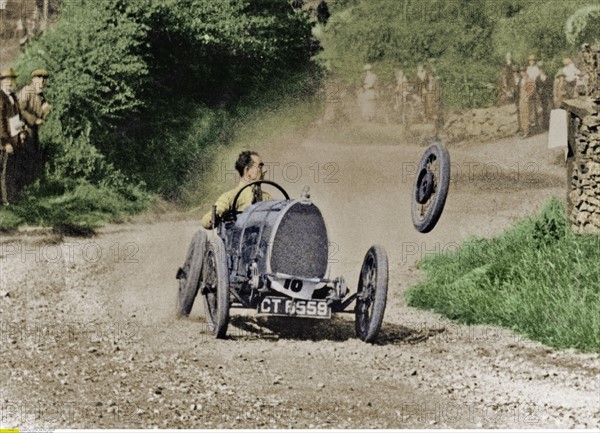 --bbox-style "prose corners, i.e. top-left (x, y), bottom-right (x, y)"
top-left (1, 126), bottom-right (599, 429)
